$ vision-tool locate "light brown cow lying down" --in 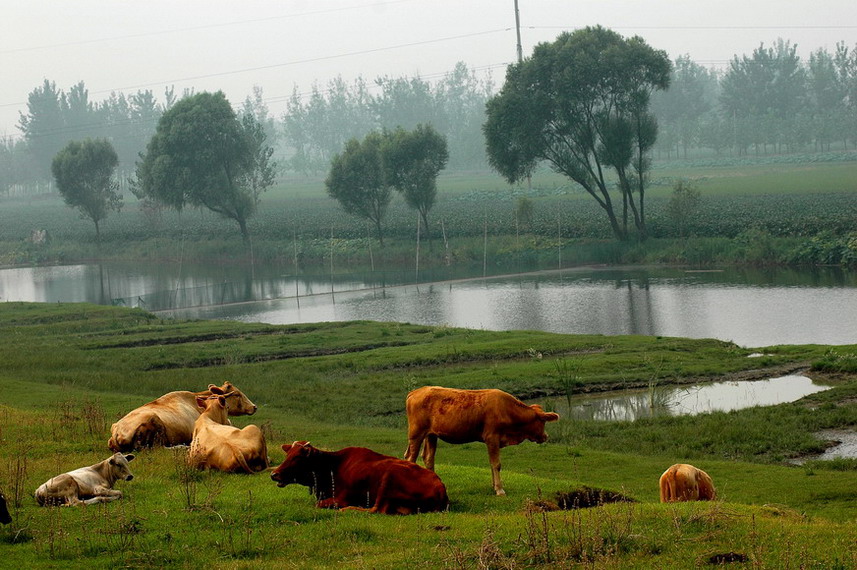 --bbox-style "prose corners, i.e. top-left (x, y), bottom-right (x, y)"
top-left (189, 395), bottom-right (269, 473)
top-left (108, 382), bottom-right (257, 452)
top-left (659, 463), bottom-right (716, 502)
top-left (35, 453), bottom-right (135, 506)
top-left (404, 386), bottom-right (560, 495)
